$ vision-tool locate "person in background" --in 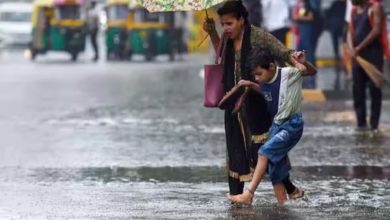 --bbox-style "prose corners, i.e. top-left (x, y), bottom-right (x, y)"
top-left (261, 0), bottom-right (292, 46)
top-left (348, 0), bottom-right (385, 133)
top-left (174, 12), bottom-right (189, 60)
top-left (242, 0), bottom-right (262, 27)
top-left (293, 0), bottom-right (317, 88)
top-left (325, 0), bottom-right (347, 90)
top-left (87, 0), bottom-right (100, 61)
top-left (326, 0), bottom-right (347, 61)
top-left (345, 0), bottom-right (353, 24)
top-left (309, 0), bottom-right (324, 53)
top-left (343, 0), bottom-right (354, 78)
